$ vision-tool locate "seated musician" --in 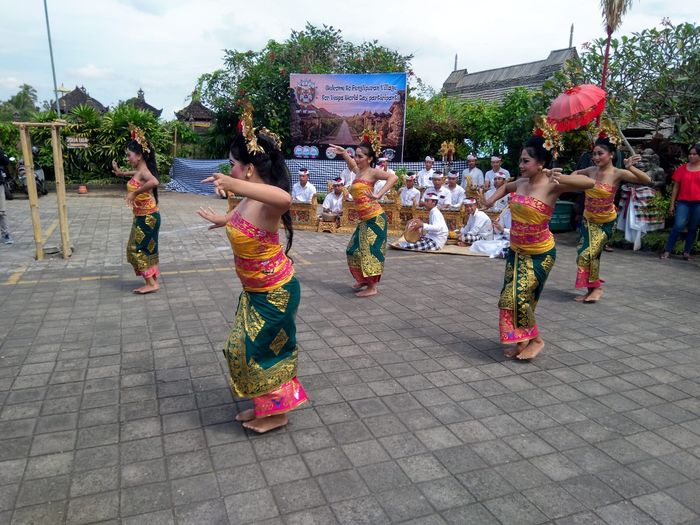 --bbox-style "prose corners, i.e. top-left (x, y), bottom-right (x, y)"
top-left (399, 173), bottom-right (420, 207)
top-left (291, 168), bottom-right (316, 204)
top-left (400, 192), bottom-right (448, 251)
top-left (457, 198), bottom-right (493, 245)
top-left (322, 177), bottom-right (345, 222)
top-left (422, 171), bottom-right (451, 210)
top-left (469, 206), bottom-right (512, 258)
top-left (446, 170), bottom-right (466, 209)
top-left (484, 173), bottom-right (509, 212)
